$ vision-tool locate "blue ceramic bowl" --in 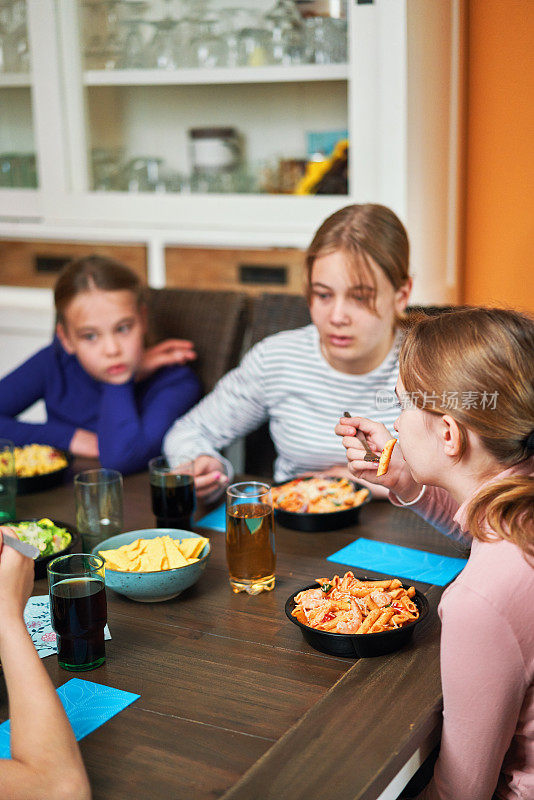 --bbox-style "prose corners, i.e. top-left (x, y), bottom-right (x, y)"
top-left (91, 528), bottom-right (210, 603)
